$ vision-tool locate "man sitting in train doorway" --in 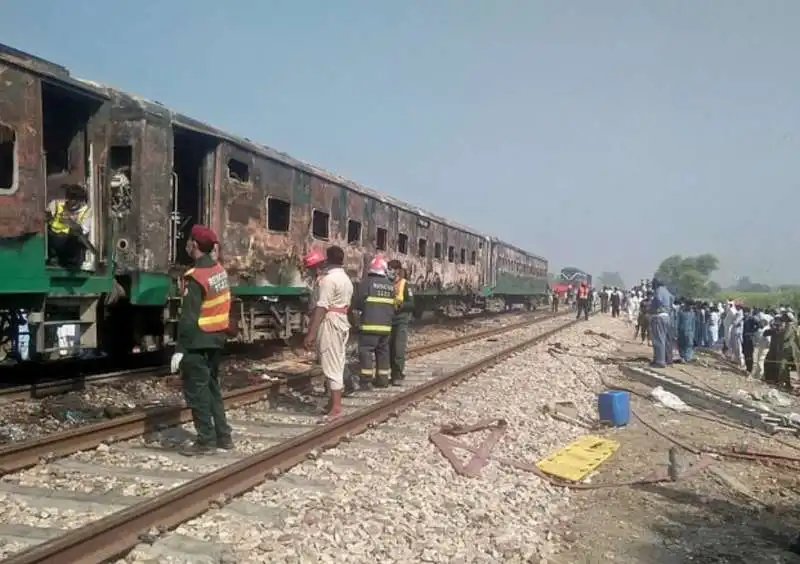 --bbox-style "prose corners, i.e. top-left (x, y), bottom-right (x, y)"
top-left (46, 183), bottom-right (92, 270)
